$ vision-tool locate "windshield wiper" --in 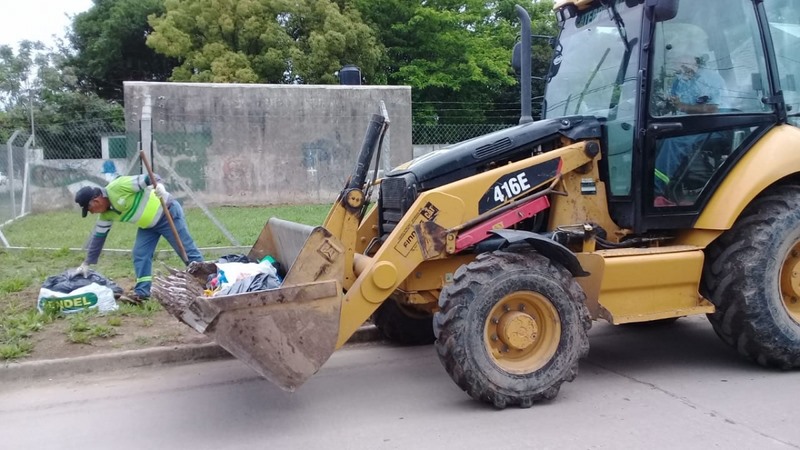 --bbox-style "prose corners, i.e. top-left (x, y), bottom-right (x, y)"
top-left (574, 48), bottom-right (611, 115)
top-left (603, 0), bottom-right (631, 51)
